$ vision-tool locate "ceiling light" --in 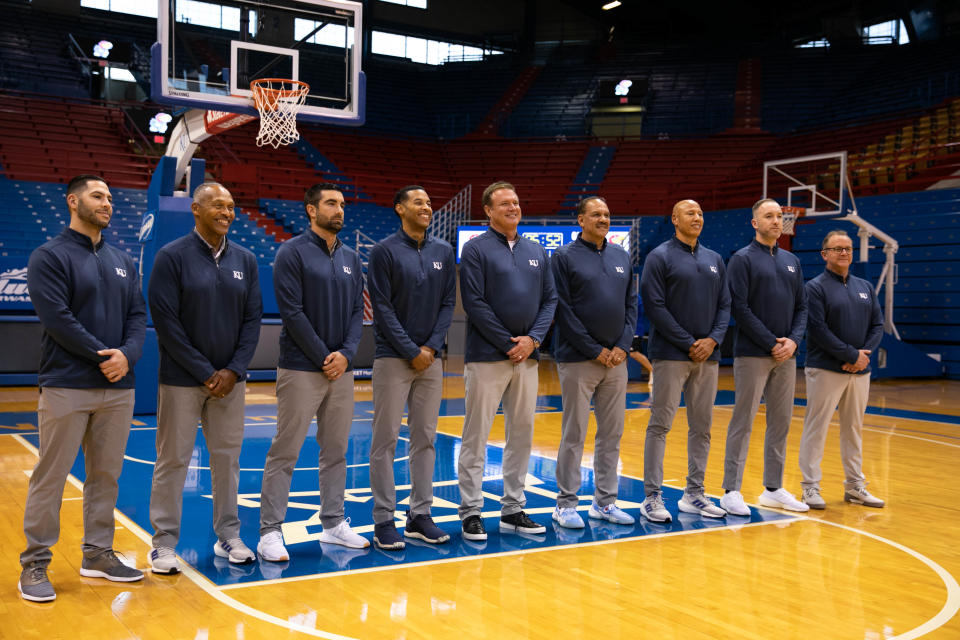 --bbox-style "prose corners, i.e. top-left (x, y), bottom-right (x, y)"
top-left (602, 1), bottom-right (622, 9)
